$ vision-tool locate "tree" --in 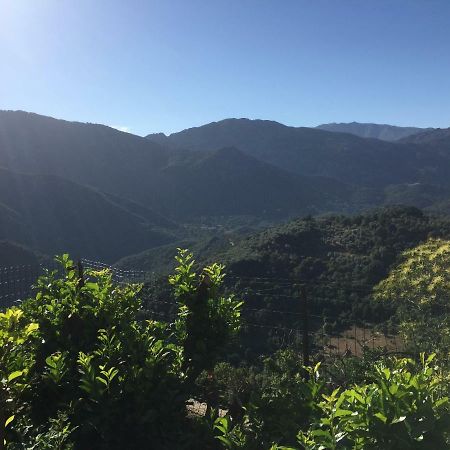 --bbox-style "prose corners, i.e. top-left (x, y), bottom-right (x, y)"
top-left (374, 239), bottom-right (450, 359)
top-left (169, 249), bottom-right (243, 382)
